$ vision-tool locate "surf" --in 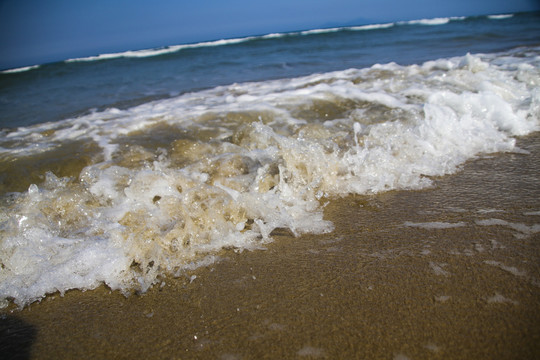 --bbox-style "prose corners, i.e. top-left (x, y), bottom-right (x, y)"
top-left (1, 46), bottom-right (538, 308)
